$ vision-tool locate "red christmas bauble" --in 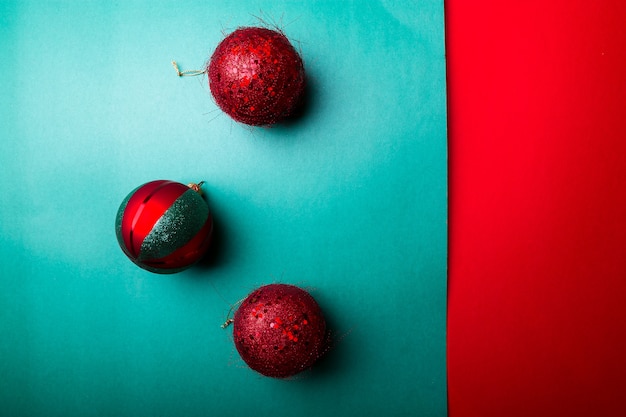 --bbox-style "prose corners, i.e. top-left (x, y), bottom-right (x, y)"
top-left (232, 284), bottom-right (327, 378)
top-left (115, 180), bottom-right (213, 274)
top-left (208, 27), bottom-right (306, 126)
